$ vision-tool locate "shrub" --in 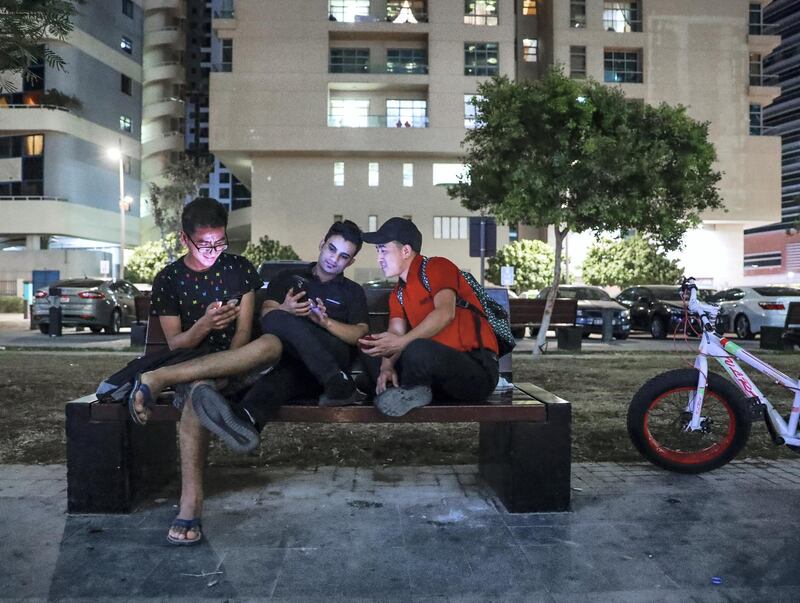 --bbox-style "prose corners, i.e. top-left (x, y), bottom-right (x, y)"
top-left (126, 233), bottom-right (182, 284)
top-left (242, 236), bottom-right (300, 267)
top-left (487, 239), bottom-right (555, 294)
top-left (582, 234), bottom-right (682, 288)
top-left (0, 296), bottom-right (25, 312)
